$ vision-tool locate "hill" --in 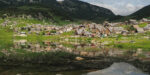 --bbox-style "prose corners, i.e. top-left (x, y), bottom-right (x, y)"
top-left (0, 0), bottom-right (116, 23)
top-left (129, 5), bottom-right (150, 19)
